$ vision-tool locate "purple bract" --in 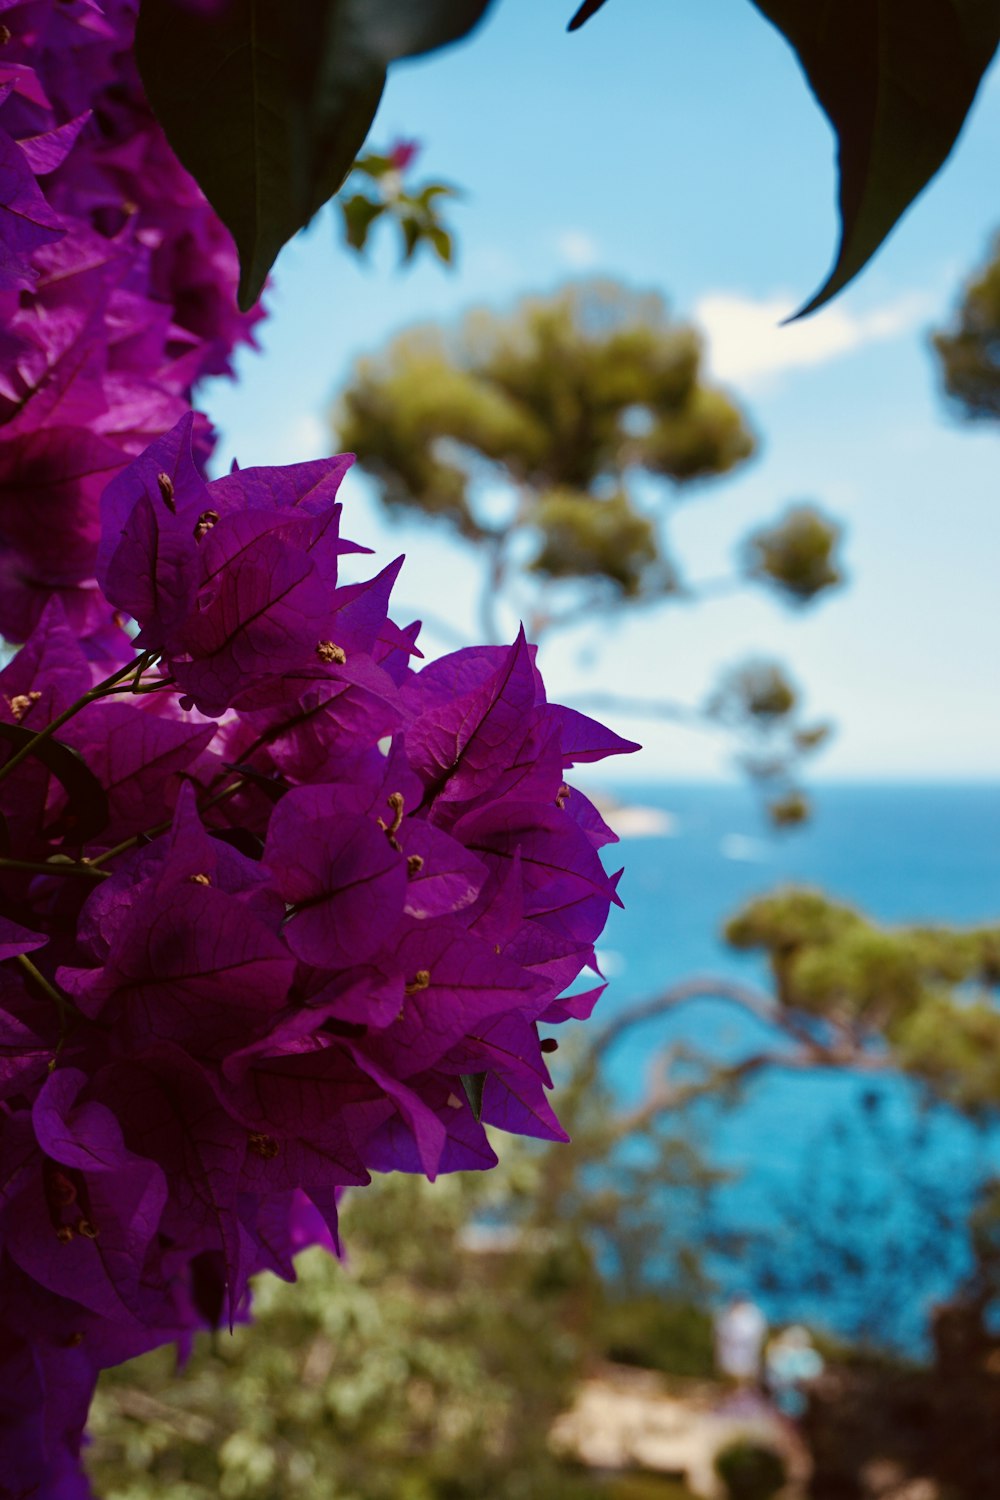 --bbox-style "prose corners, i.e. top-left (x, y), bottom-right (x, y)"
top-left (0, 6), bottom-right (640, 1496)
